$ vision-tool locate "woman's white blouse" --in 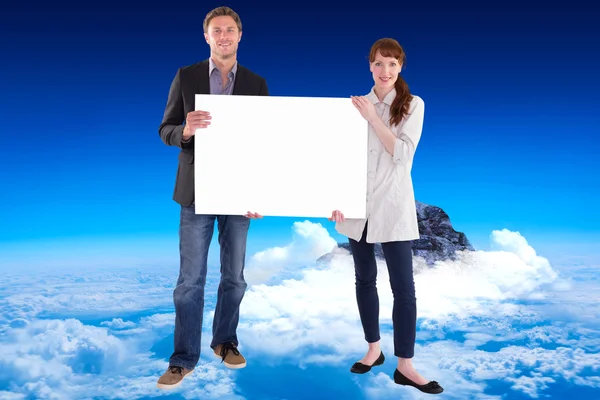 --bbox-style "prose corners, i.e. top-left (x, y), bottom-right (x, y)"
top-left (335, 87), bottom-right (425, 243)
